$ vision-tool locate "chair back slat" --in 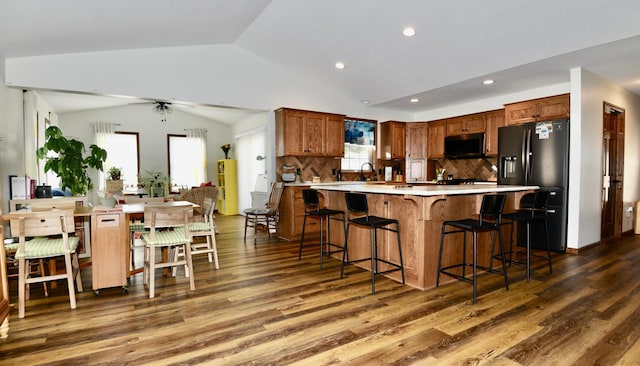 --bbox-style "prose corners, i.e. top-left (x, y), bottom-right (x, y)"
top-left (266, 182), bottom-right (285, 210)
top-left (144, 204), bottom-right (193, 229)
top-left (9, 210), bottom-right (75, 237)
top-left (533, 190), bottom-right (551, 210)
